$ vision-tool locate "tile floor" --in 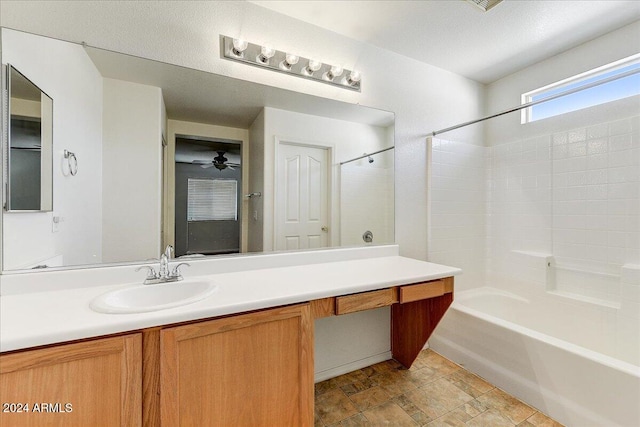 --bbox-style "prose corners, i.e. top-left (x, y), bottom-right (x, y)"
top-left (314, 349), bottom-right (564, 427)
